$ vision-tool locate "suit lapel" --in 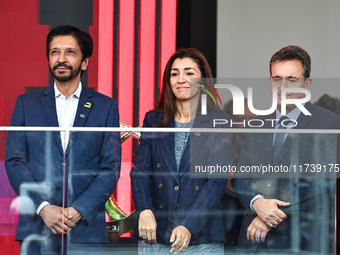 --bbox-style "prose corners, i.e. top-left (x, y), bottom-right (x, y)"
top-left (158, 119), bottom-right (179, 183)
top-left (275, 103), bottom-right (313, 164)
top-left (65, 85), bottom-right (93, 155)
top-left (41, 85), bottom-right (63, 154)
top-left (261, 113), bottom-right (275, 164)
top-left (73, 86), bottom-right (93, 128)
top-left (178, 112), bottom-right (210, 178)
top-left (292, 102), bottom-right (313, 130)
